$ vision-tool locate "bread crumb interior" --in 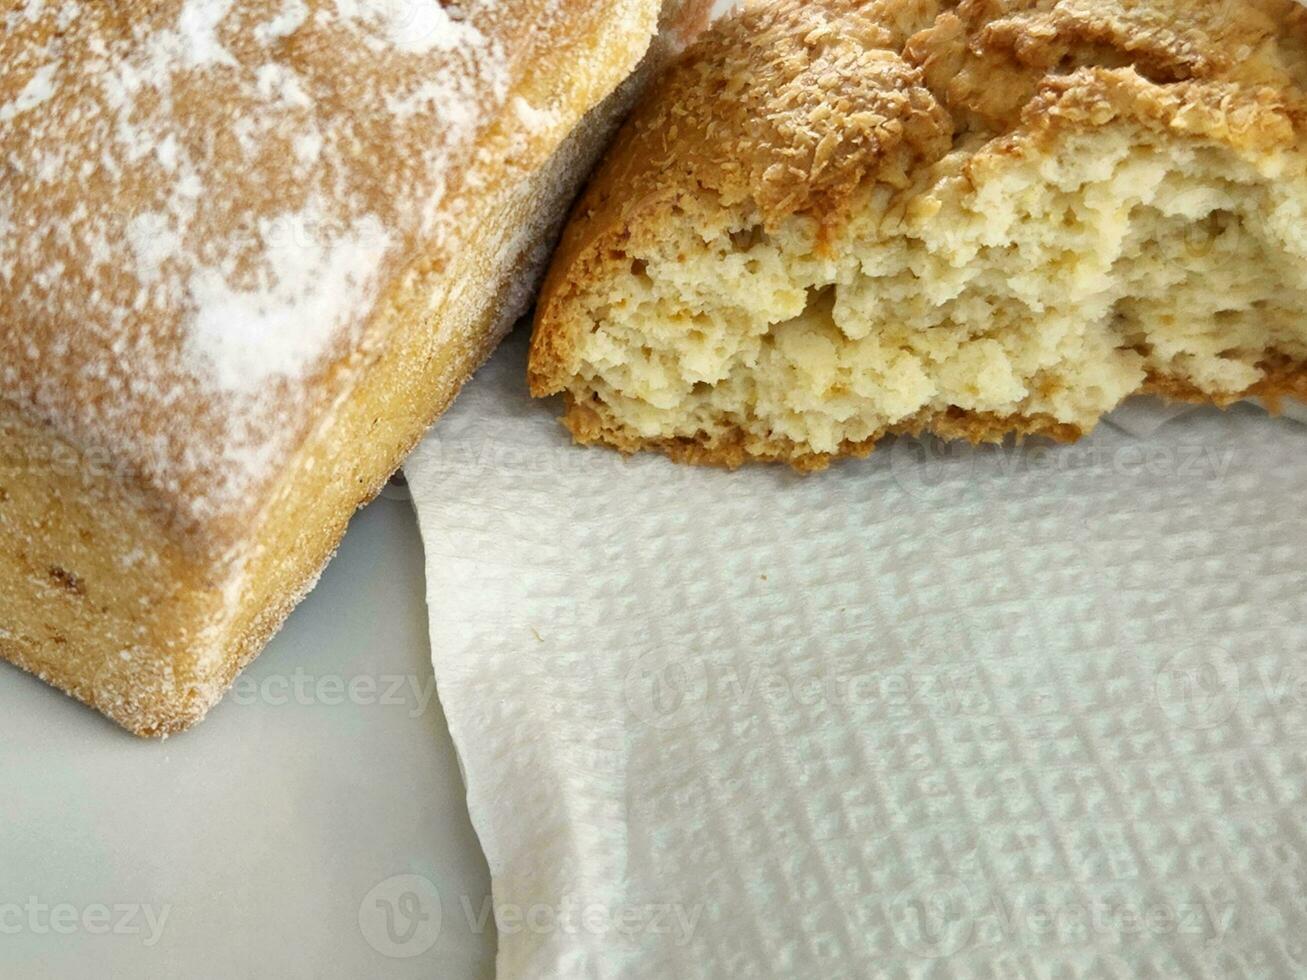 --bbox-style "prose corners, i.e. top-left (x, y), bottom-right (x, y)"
top-left (567, 127), bottom-right (1307, 455)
